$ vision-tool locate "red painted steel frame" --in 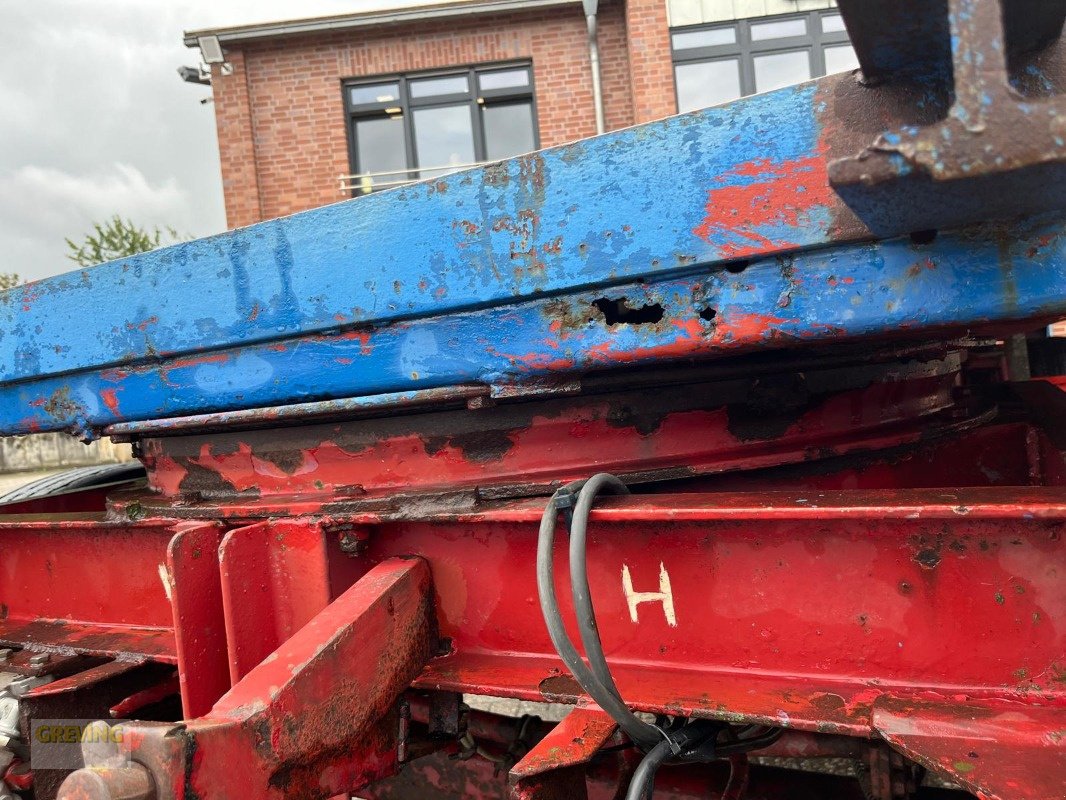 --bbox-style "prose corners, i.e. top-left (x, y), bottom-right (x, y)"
top-left (1, 375), bottom-right (1063, 800)
top-left (6, 482), bottom-right (1061, 800)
